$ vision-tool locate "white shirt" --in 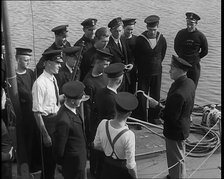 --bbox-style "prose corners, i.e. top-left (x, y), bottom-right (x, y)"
top-left (32, 70), bottom-right (60, 116)
top-left (94, 119), bottom-right (136, 169)
top-left (65, 63), bottom-right (73, 74)
top-left (148, 38), bottom-right (157, 49)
